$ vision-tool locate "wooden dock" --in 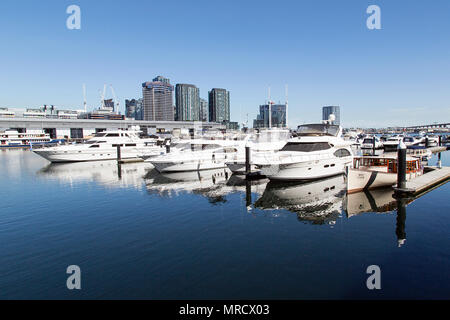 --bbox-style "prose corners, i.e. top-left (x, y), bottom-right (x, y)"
top-left (394, 166), bottom-right (450, 196)
top-left (429, 146), bottom-right (447, 153)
